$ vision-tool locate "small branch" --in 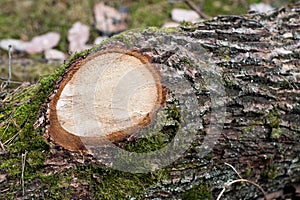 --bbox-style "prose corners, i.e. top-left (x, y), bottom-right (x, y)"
top-left (225, 162), bottom-right (243, 179)
top-left (21, 151), bottom-right (27, 197)
top-left (2, 45), bottom-right (13, 89)
top-left (8, 45), bottom-right (12, 83)
top-left (2, 117), bottom-right (29, 147)
top-left (0, 79), bottom-right (23, 84)
top-left (217, 163), bottom-right (267, 200)
top-left (217, 179), bottom-right (267, 200)
top-left (0, 139), bottom-right (5, 151)
top-left (3, 131), bottom-right (19, 146)
top-left (183, 0), bottom-right (209, 19)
